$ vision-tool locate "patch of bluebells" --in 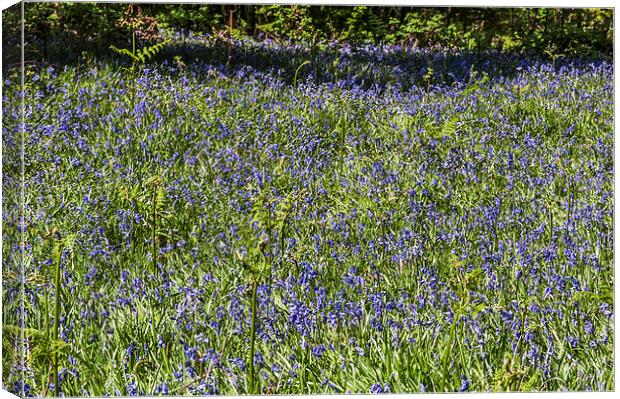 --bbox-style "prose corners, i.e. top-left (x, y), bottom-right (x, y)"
top-left (370, 383), bottom-right (391, 394)
top-left (3, 37), bottom-right (613, 395)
